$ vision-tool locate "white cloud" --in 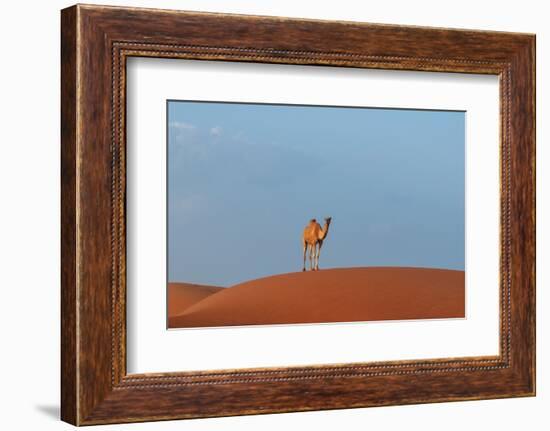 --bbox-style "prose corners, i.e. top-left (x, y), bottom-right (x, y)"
top-left (170, 121), bottom-right (196, 130)
top-left (209, 126), bottom-right (222, 136)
